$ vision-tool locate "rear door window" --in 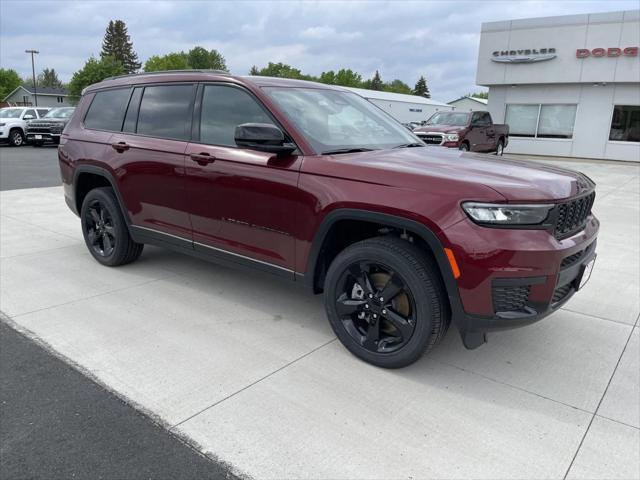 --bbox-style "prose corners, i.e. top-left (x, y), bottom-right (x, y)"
top-left (84, 88), bottom-right (132, 131)
top-left (136, 85), bottom-right (194, 140)
top-left (37, 109), bottom-right (49, 117)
